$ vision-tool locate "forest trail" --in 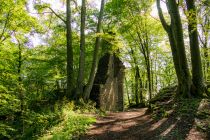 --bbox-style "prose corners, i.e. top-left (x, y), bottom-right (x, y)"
top-left (80, 108), bottom-right (207, 140)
